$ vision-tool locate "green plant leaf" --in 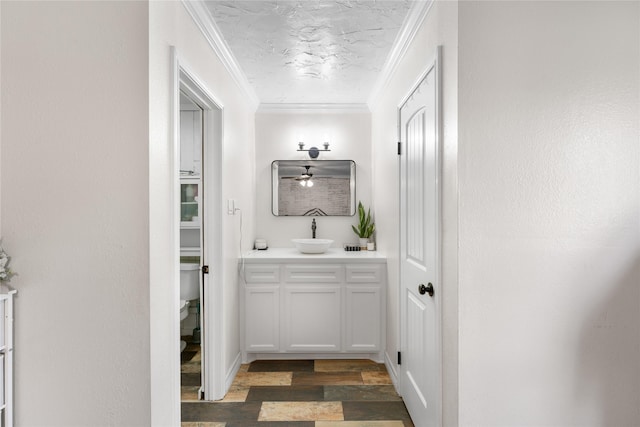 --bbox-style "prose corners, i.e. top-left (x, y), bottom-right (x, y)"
top-left (352, 201), bottom-right (375, 238)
